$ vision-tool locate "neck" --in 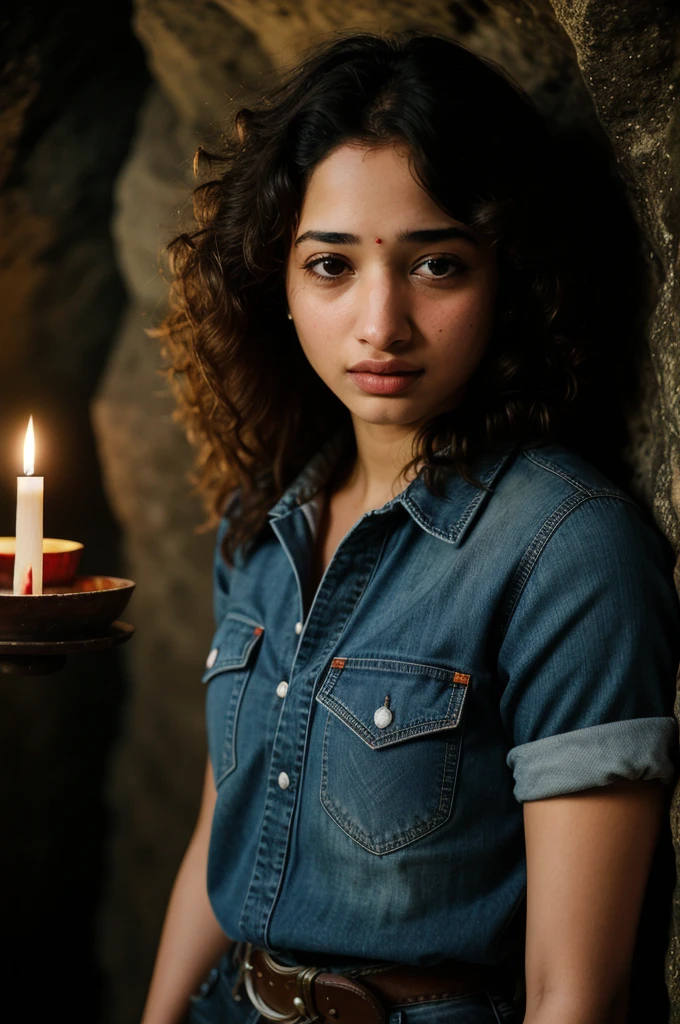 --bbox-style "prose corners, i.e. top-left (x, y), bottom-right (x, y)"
top-left (341, 417), bottom-right (422, 508)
